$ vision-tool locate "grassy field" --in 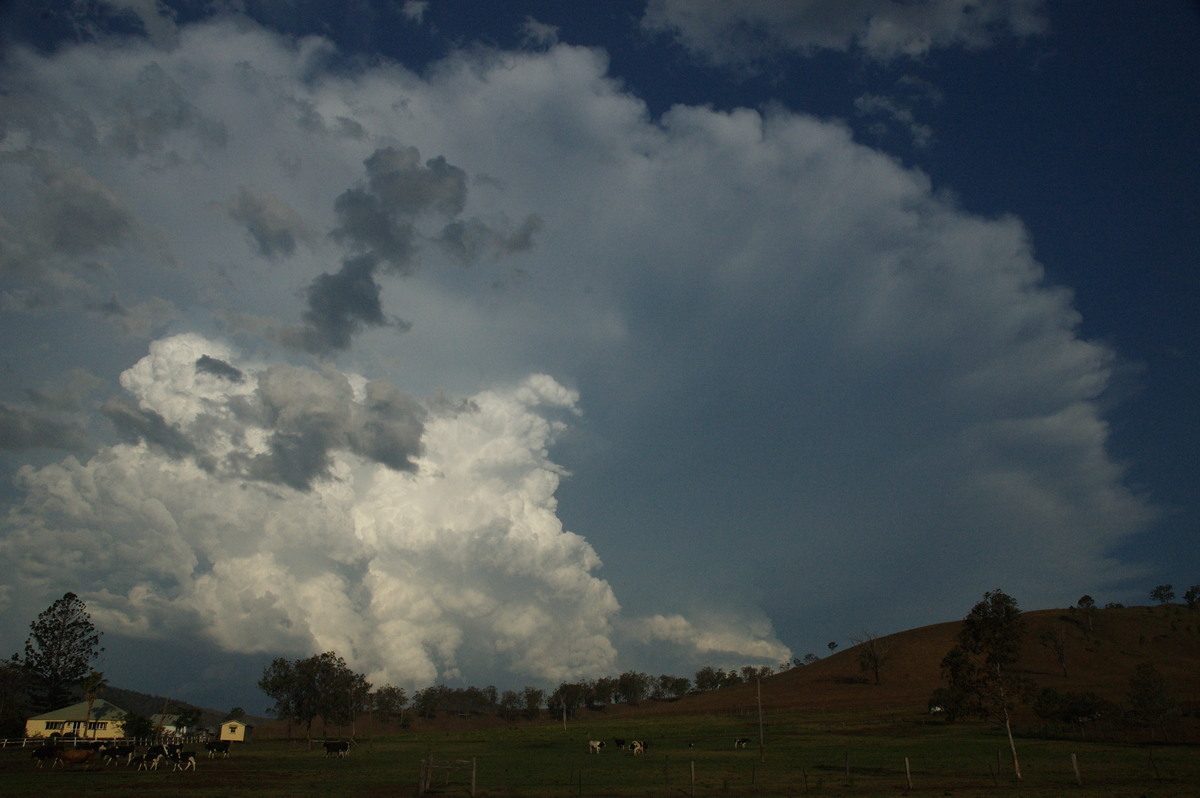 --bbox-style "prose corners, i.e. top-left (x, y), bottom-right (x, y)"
top-left (2, 710), bottom-right (1196, 797)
